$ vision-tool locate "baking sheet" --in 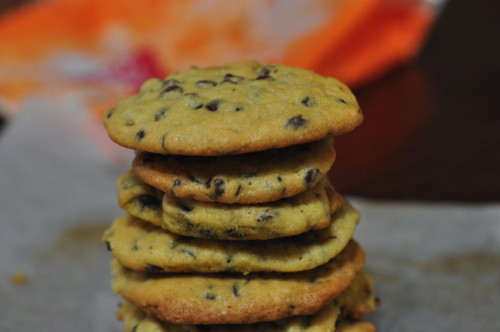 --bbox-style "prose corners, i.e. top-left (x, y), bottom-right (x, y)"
top-left (1, 102), bottom-right (499, 331)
